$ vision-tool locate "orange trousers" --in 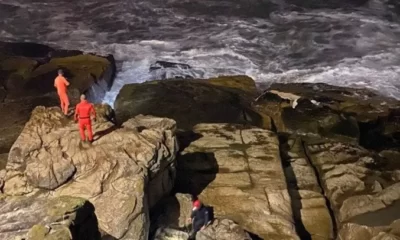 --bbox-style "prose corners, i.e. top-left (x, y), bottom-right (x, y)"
top-left (78, 118), bottom-right (93, 141)
top-left (58, 92), bottom-right (69, 115)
